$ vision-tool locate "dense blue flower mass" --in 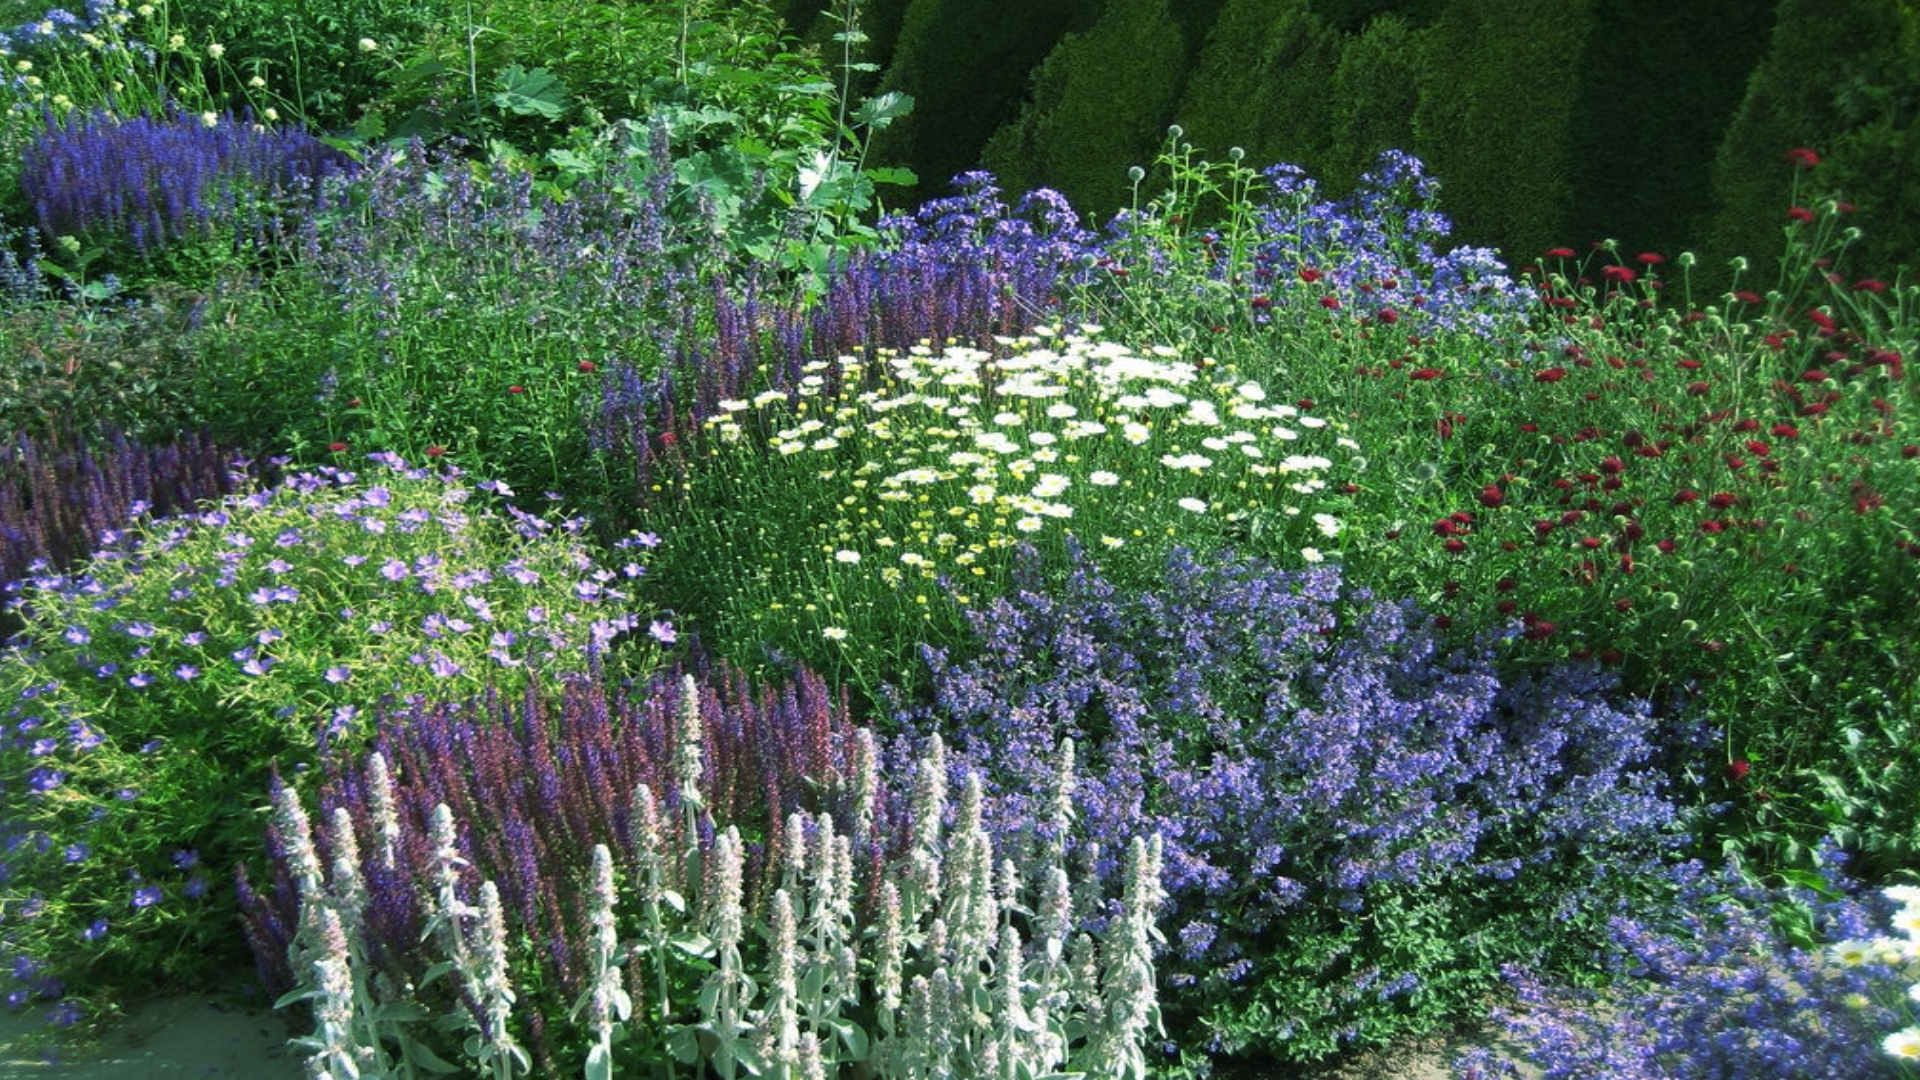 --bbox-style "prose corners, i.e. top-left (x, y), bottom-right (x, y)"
top-left (21, 108), bottom-right (354, 256)
top-left (889, 540), bottom-right (1687, 1057)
